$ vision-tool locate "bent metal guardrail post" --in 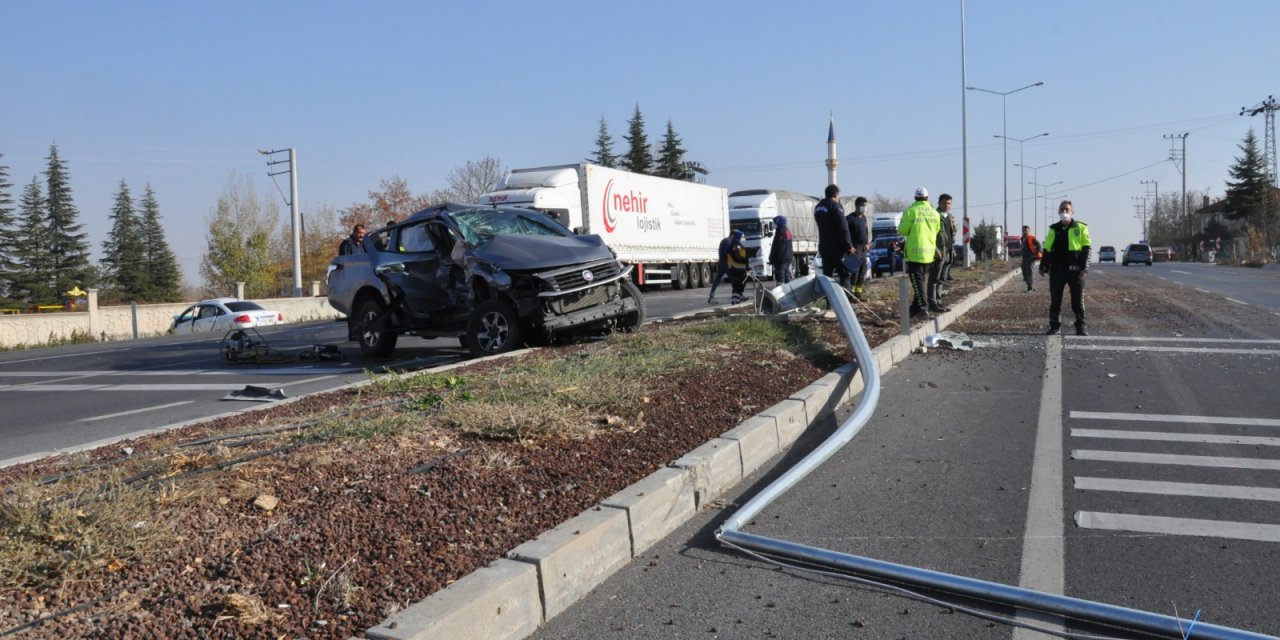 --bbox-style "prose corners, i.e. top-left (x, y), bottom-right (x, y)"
top-left (716, 275), bottom-right (1273, 640)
